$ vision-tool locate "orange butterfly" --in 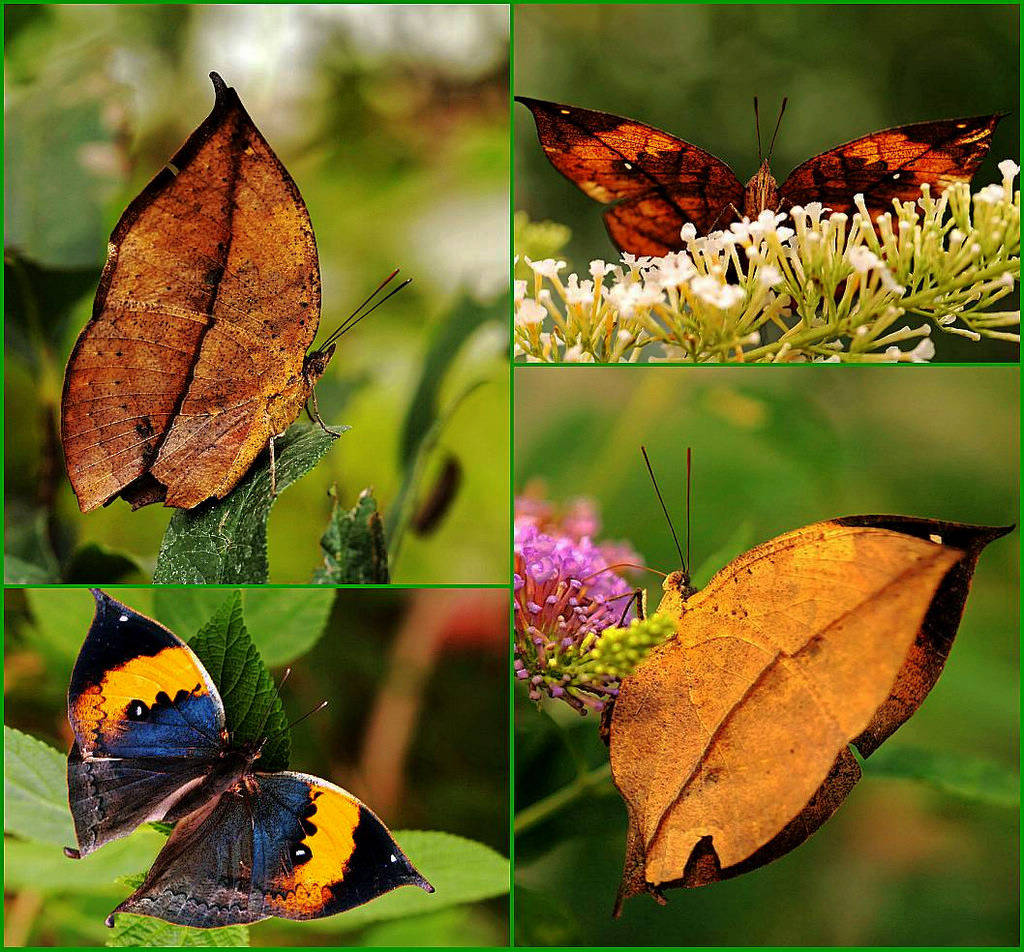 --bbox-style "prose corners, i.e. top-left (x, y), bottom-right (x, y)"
top-left (517, 97), bottom-right (1004, 256)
